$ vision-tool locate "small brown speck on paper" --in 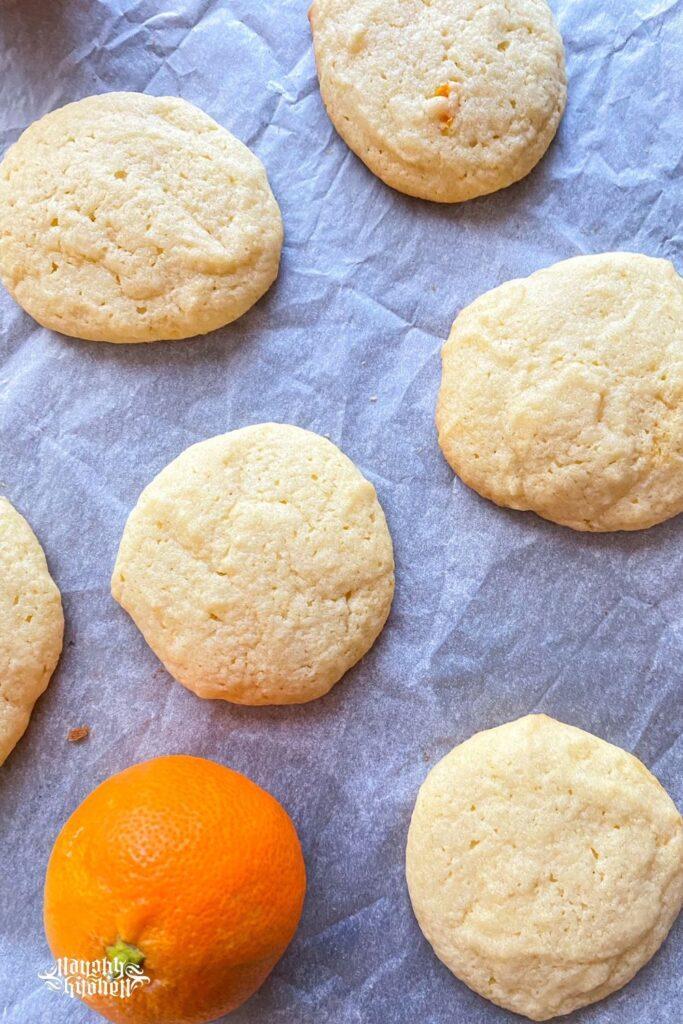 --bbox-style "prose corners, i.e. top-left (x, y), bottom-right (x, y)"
top-left (67, 726), bottom-right (90, 743)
